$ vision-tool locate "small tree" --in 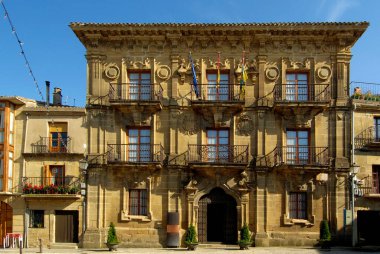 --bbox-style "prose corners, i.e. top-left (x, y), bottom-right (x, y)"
top-left (320, 220), bottom-right (331, 241)
top-left (239, 223), bottom-right (251, 244)
top-left (185, 225), bottom-right (198, 244)
top-left (107, 222), bottom-right (119, 244)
